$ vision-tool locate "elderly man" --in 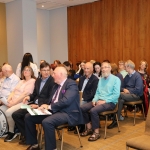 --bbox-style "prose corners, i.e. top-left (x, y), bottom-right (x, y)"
top-left (80, 62), bottom-right (120, 141)
top-left (12, 62), bottom-right (54, 145)
top-left (25, 66), bottom-right (83, 150)
top-left (108, 60), bottom-right (143, 129)
top-left (0, 64), bottom-right (20, 105)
